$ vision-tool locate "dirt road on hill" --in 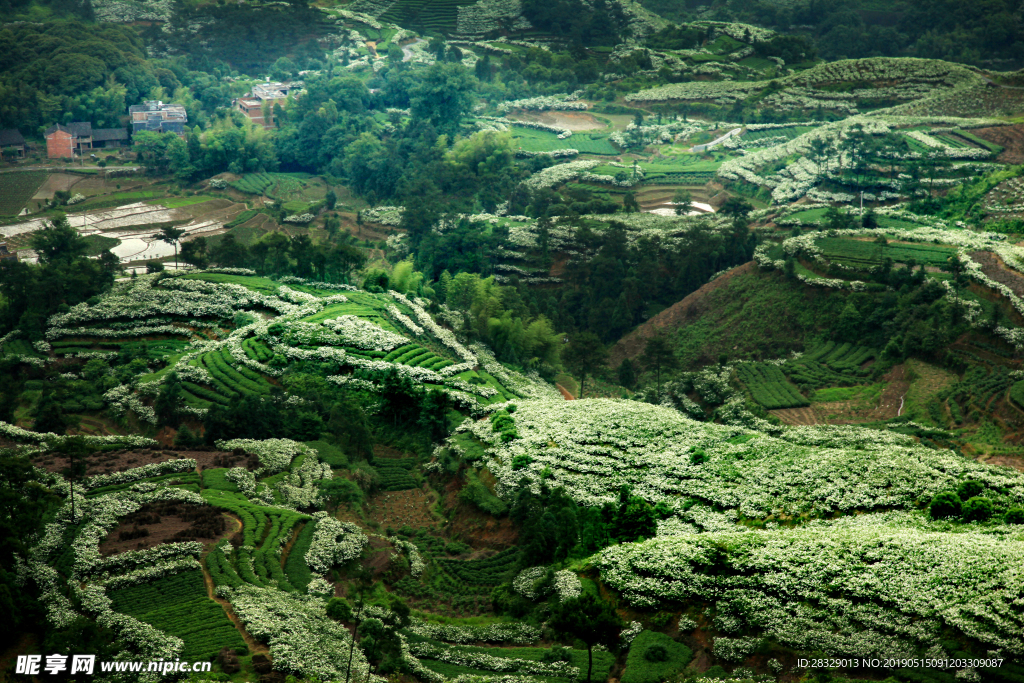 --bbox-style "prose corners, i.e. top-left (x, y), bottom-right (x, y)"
top-left (608, 261), bottom-right (755, 367)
